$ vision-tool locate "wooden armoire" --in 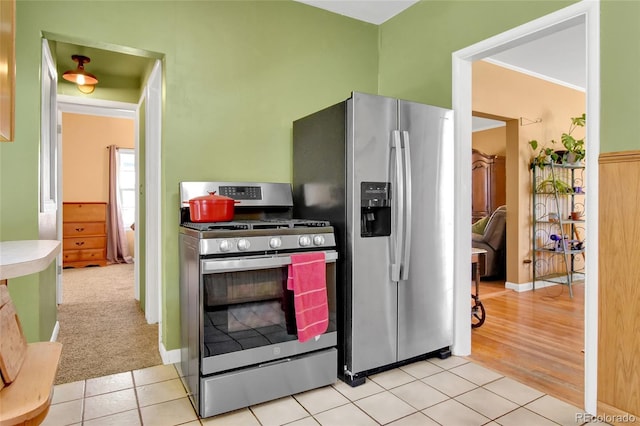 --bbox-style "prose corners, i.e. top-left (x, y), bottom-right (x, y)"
top-left (472, 149), bottom-right (506, 222)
